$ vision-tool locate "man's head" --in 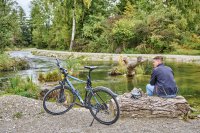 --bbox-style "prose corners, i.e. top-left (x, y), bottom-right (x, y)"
top-left (152, 56), bottom-right (163, 68)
